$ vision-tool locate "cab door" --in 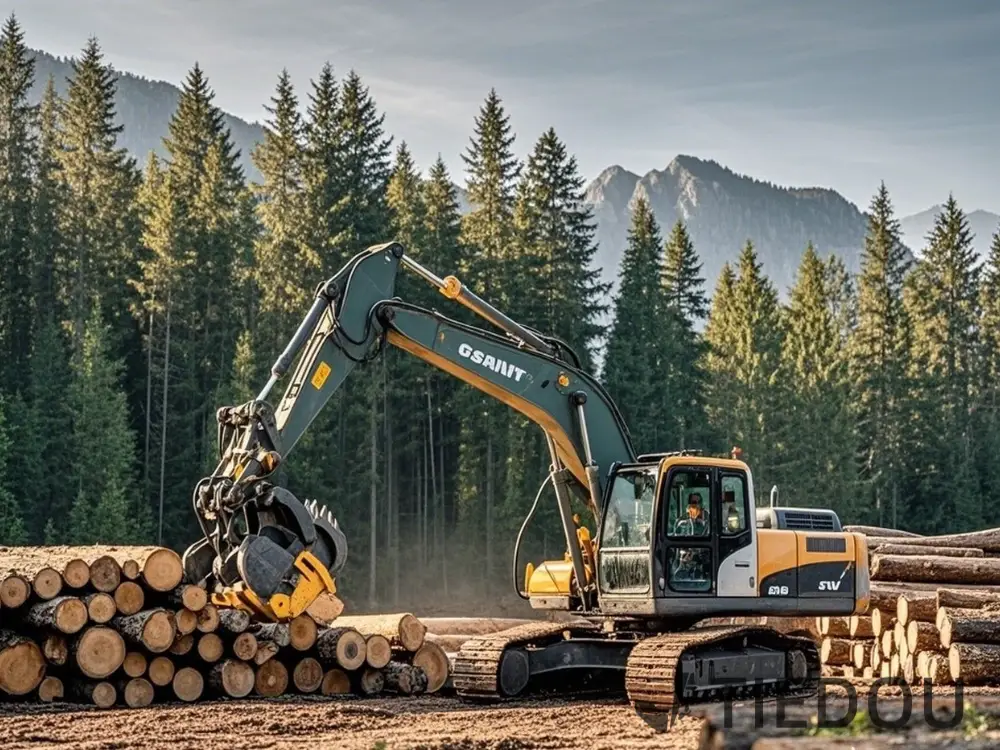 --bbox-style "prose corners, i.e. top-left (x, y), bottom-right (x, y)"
top-left (715, 468), bottom-right (757, 596)
top-left (657, 465), bottom-right (716, 597)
